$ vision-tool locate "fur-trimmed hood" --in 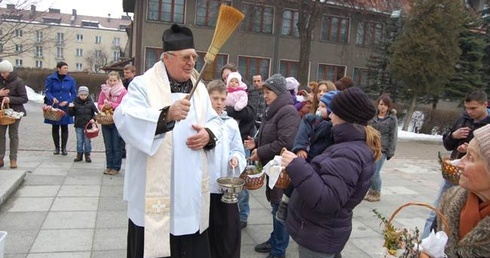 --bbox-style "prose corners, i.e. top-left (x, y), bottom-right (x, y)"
top-left (437, 187), bottom-right (490, 258)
